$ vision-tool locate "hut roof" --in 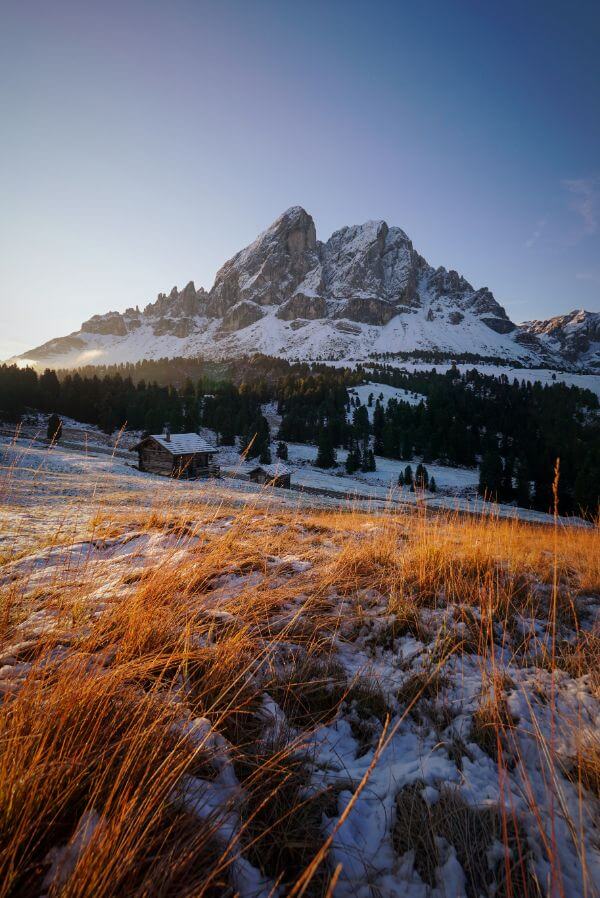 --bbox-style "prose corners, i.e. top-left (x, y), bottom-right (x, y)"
top-left (248, 463), bottom-right (291, 477)
top-left (131, 433), bottom-right (218, 456)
